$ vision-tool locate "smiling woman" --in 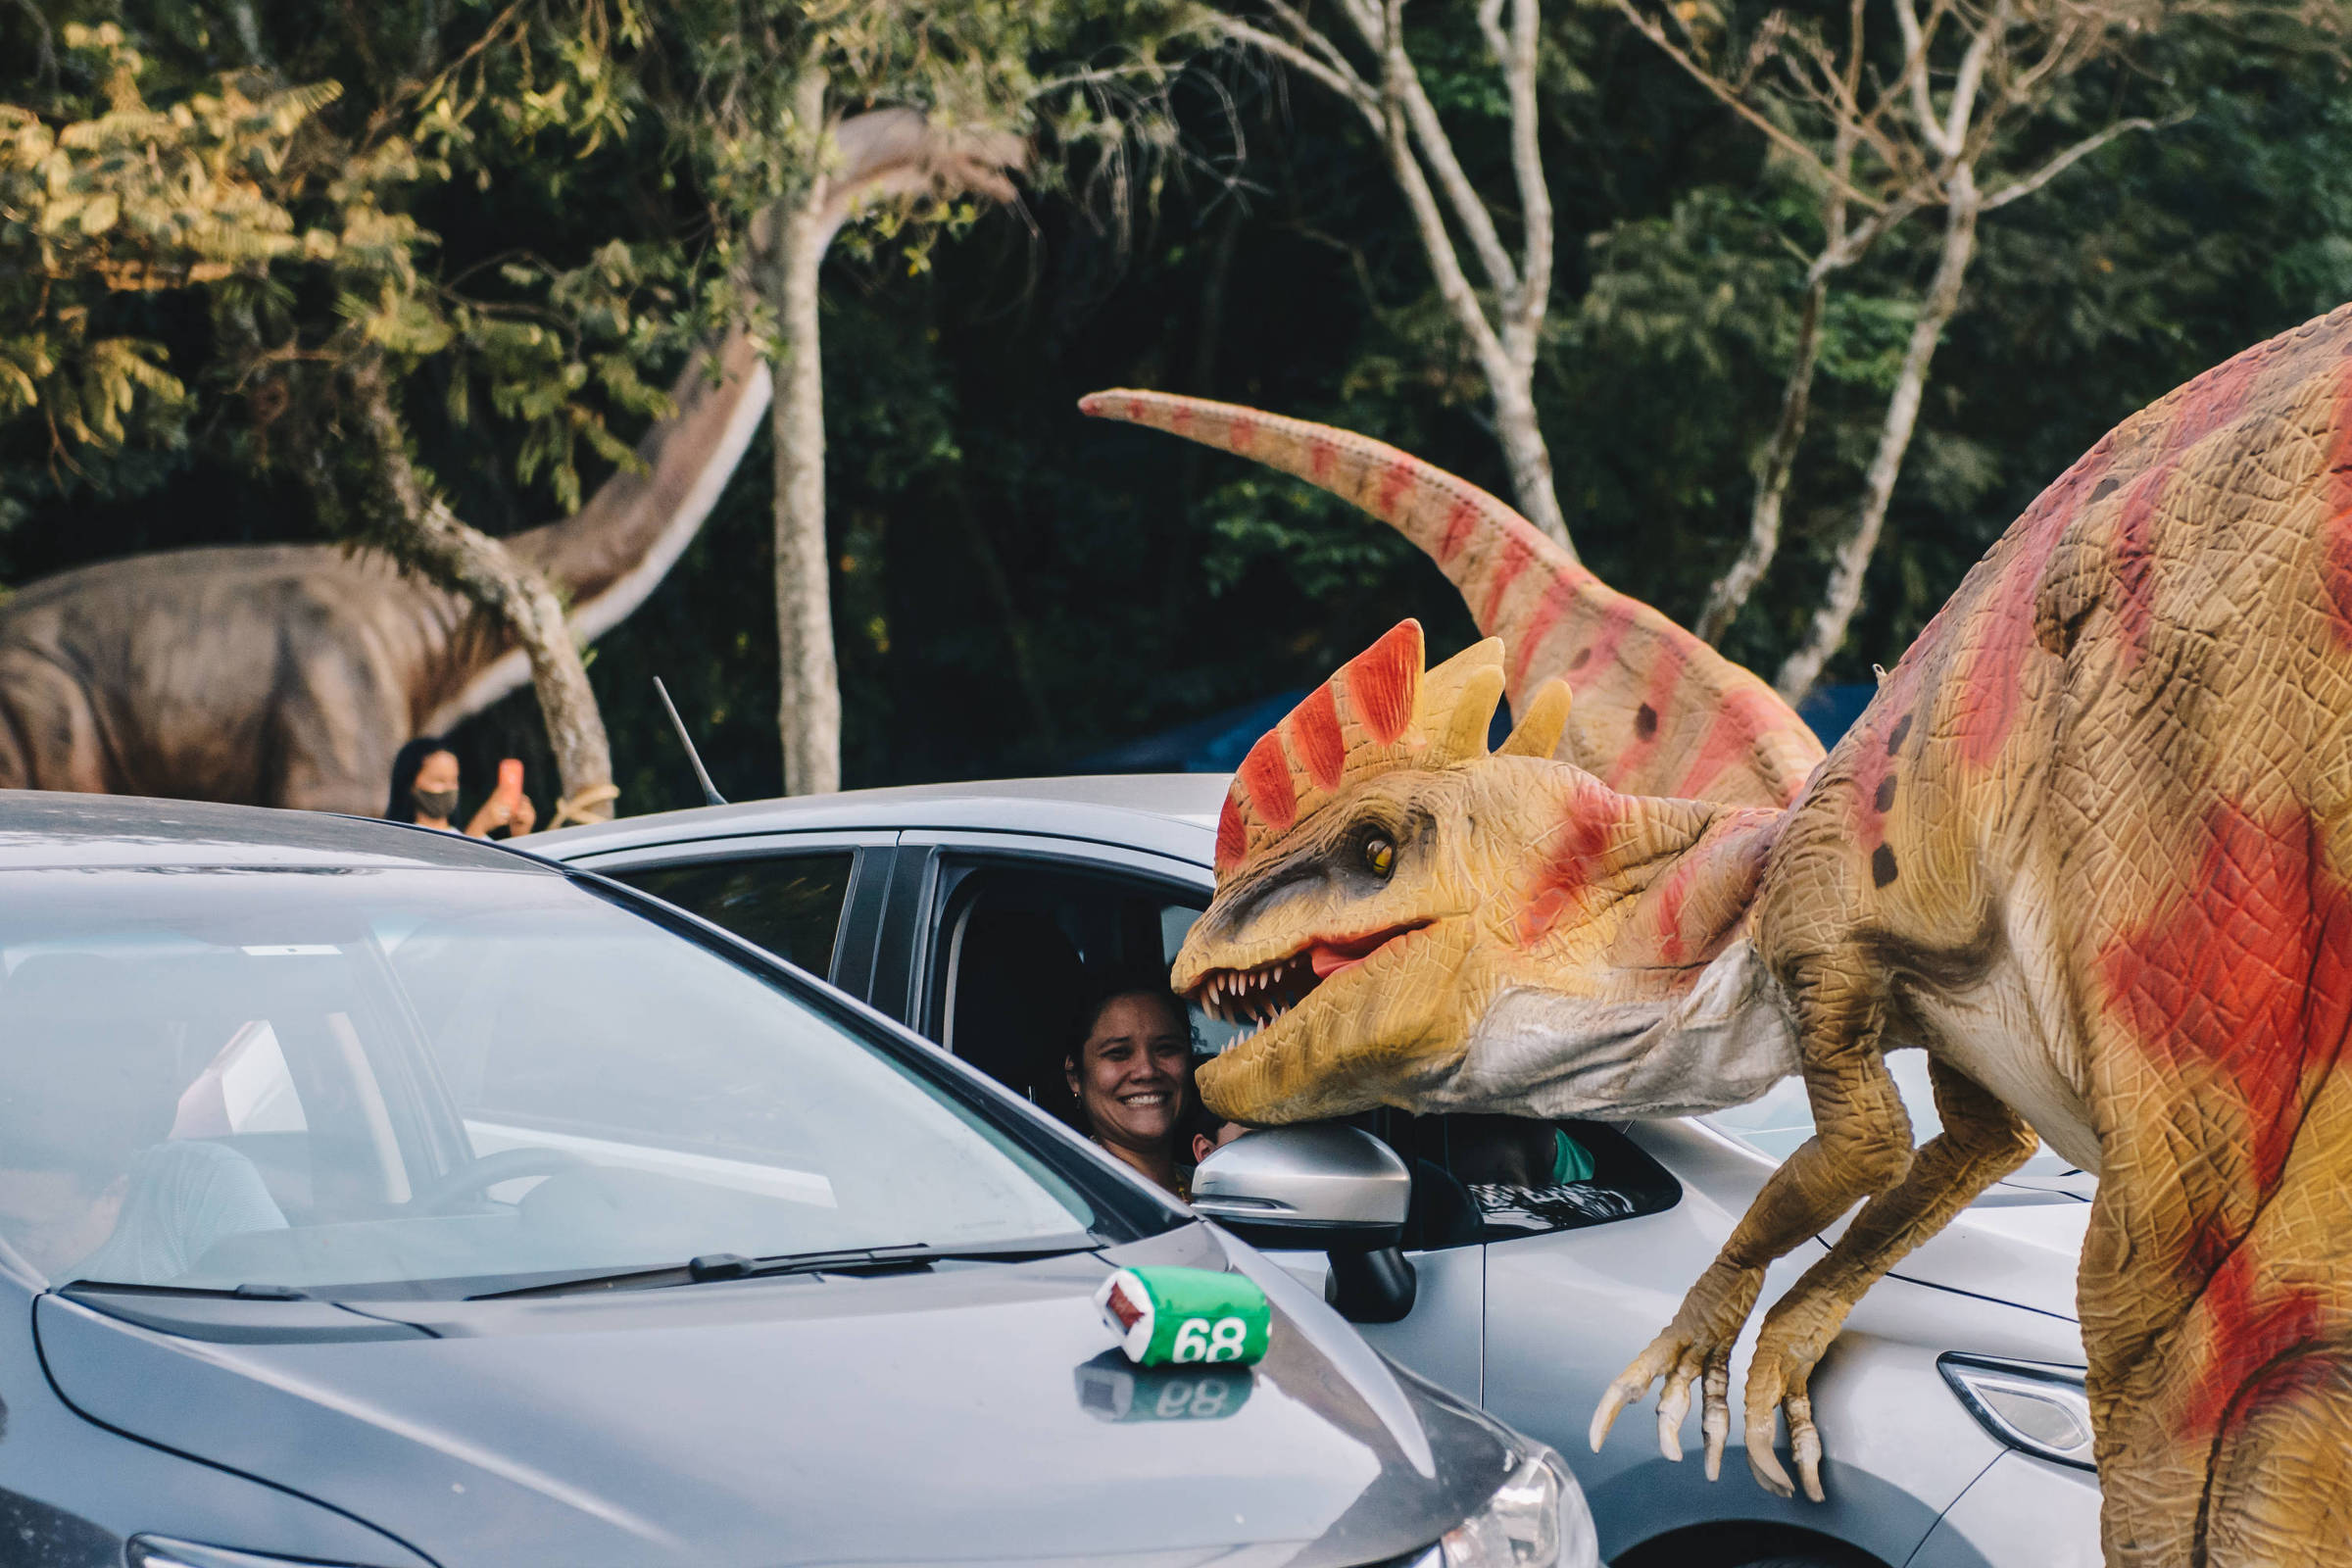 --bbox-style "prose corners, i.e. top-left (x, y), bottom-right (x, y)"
top-left (1062, 973), bottom-right (1199, 1200)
